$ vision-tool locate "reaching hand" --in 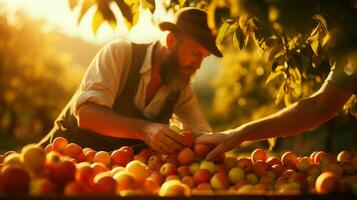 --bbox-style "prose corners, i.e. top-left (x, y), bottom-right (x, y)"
top-left (142, 123), bottom-right (185, 154)
top-left (195, 132), bottom-right (240, 161)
